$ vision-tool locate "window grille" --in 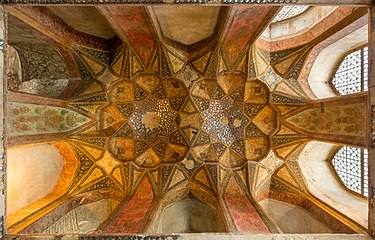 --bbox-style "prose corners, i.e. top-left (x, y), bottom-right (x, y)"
top-left (272, 6), bottom-right (309, 23)
top-left (332, 46), bottom-right (368, 95)
top-left (332, 146), bottom-right (368, 197)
